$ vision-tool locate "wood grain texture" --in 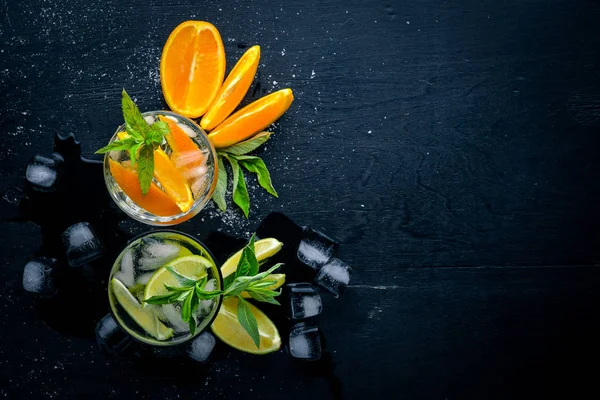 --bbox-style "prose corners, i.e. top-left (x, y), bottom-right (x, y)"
top-left (1, 0), bottom-right (600, 398)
